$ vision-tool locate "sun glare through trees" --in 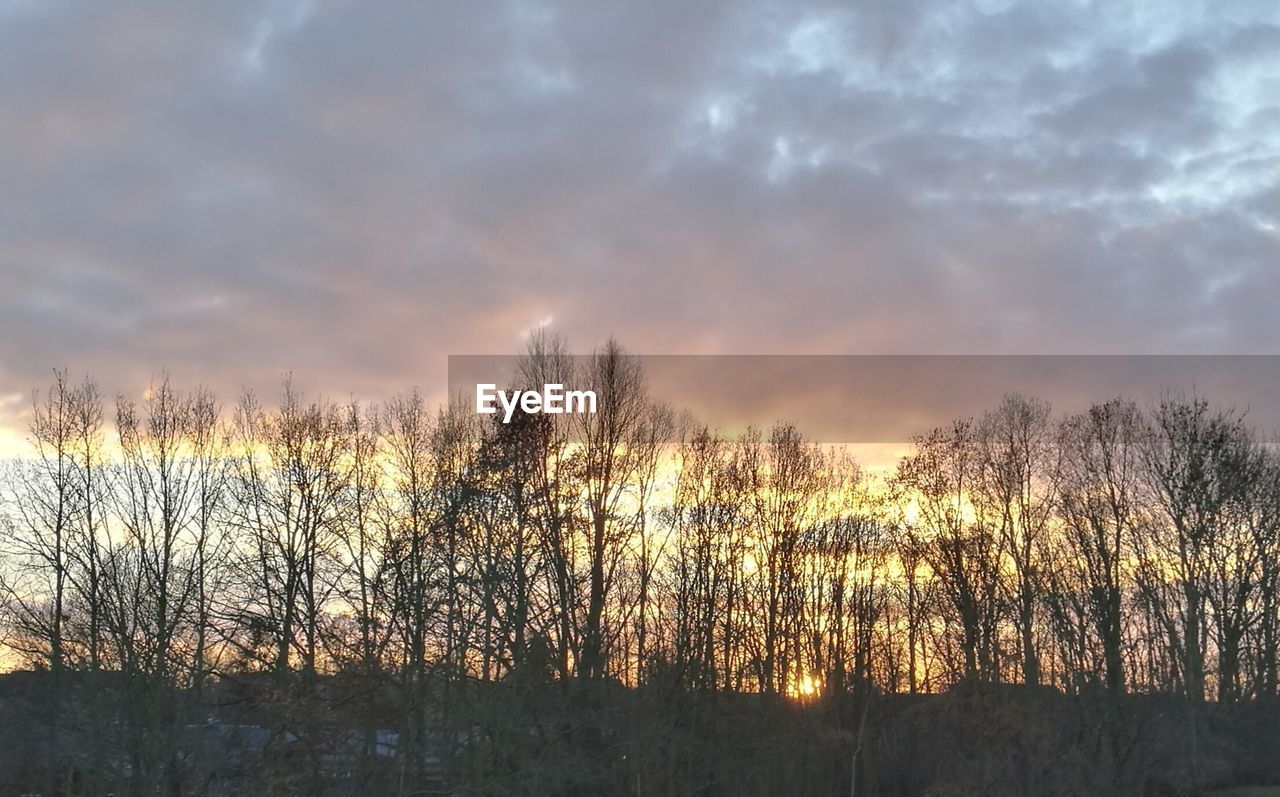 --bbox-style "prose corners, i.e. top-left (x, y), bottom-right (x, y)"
top-left (4, 344), bottom-right (1280, 793)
